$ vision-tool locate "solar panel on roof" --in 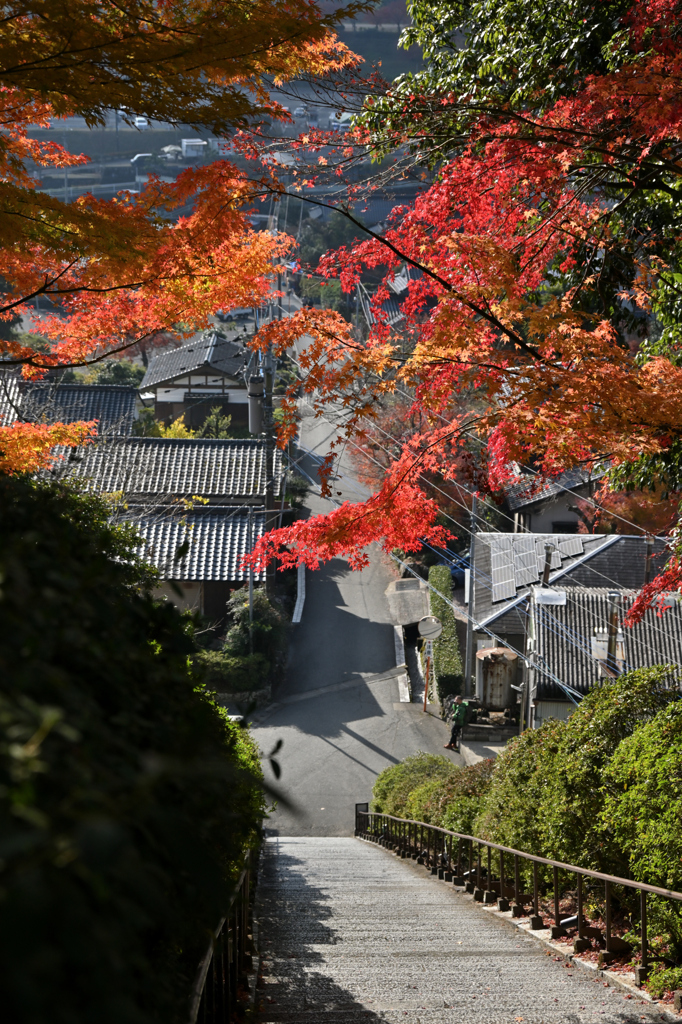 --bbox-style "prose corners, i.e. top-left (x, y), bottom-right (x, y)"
top-left (492, 576), bottom-right (517, 602)
top-left (491, 548), bottom-right (516, 602)
top-left (514, 548), bottom-right (540, 586)
top-left (557, 536), bottom-right (584, 557)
